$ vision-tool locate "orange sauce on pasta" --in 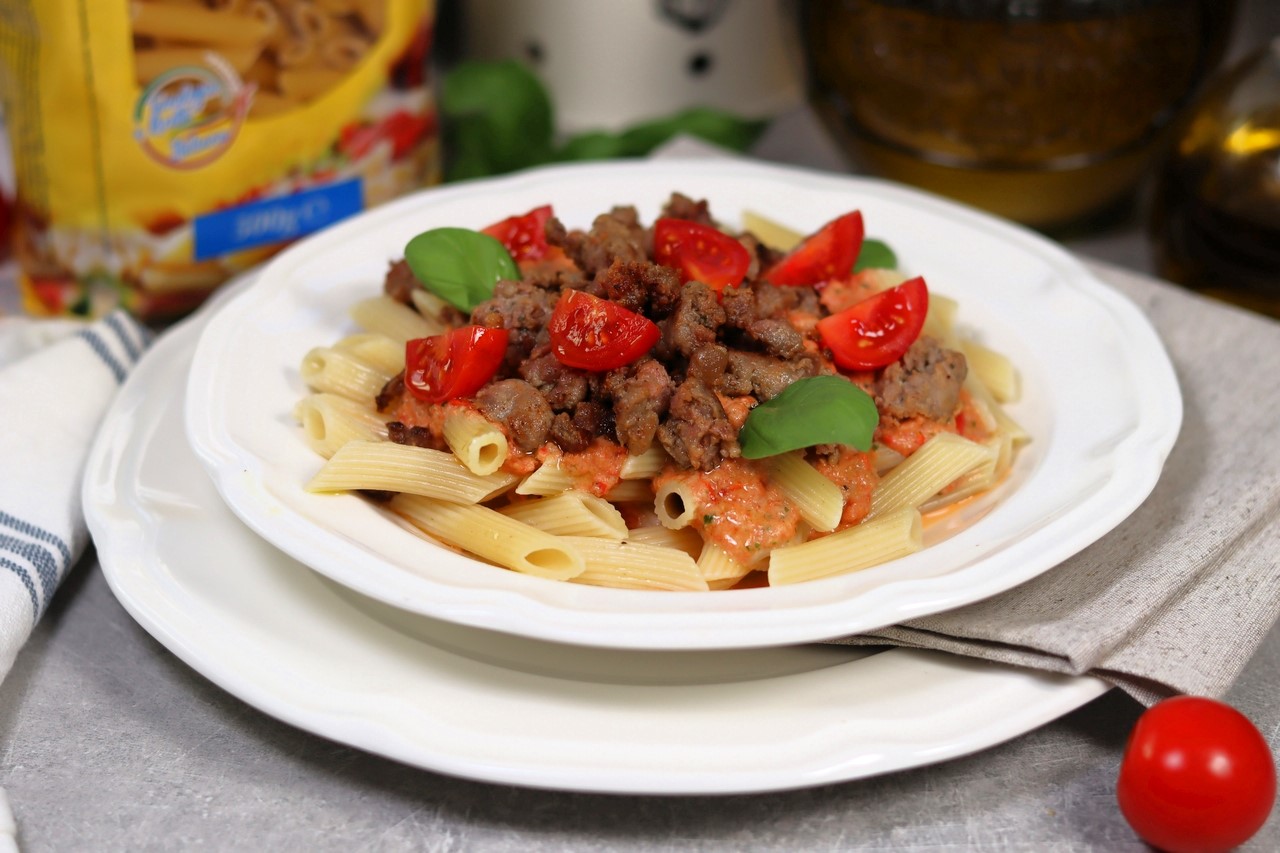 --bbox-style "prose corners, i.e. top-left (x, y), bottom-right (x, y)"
top-left (812, 449), bottom-right (879, 530)
top-left (543, 438), bottom-right (628, 497)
